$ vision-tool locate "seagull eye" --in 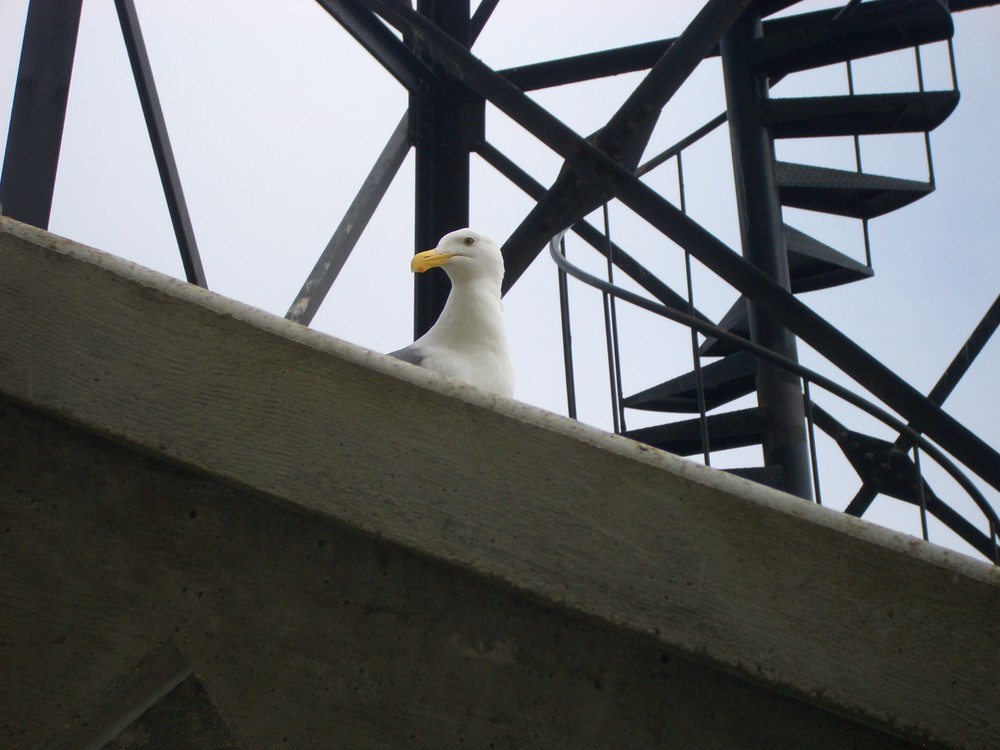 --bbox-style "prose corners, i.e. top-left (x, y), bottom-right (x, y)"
top-left (463, 236), bottom-right (475, 246)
